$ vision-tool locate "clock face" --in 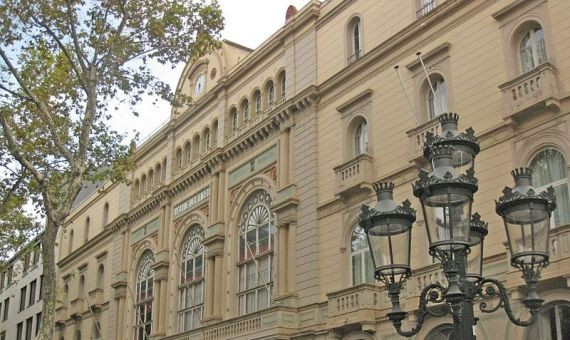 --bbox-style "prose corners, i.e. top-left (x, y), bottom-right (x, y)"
top-left (194, 74), bottom-right (205, 95)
